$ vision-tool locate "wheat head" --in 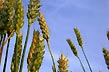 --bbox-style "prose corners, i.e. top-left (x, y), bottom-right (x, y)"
top-left (74, 27), bottom-right (83, 48)
top-left (0, 0), bottom-right (15, 35)
top-left (27, 30), bottom-right (45, 72)
top-left (27, 0), bottom-right (41, 25)
top-left (103, 48), bottom-right (109, 69)
top-left (58, 54), bottom-right (69, 72)
top-left (38, 13), bottom-right (50, 41)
